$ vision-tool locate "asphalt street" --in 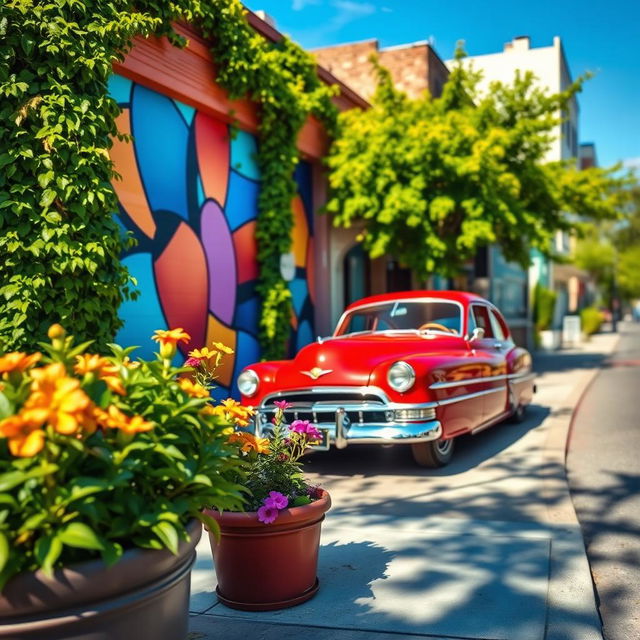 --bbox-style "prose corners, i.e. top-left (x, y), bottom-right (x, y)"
top-left (567, 322), bottom-right (640, 640)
